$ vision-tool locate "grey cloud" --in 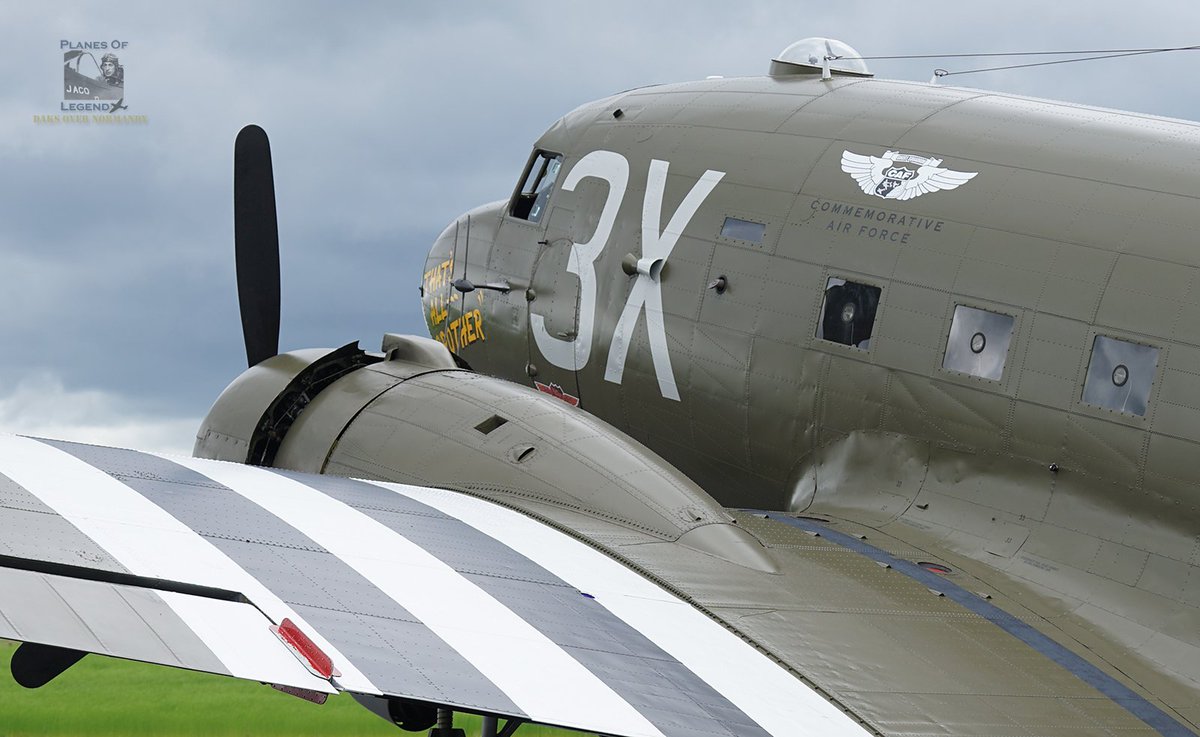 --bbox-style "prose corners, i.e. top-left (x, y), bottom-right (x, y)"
top-left (1, 0), bottom-right (1198, 447)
